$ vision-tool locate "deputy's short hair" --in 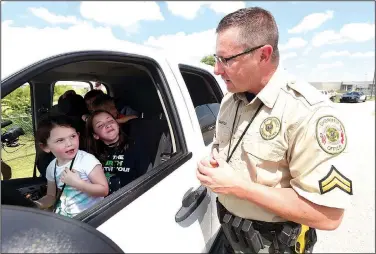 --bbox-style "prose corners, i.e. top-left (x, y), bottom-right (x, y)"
top-left (216, 7), bottom-right (279, 62)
